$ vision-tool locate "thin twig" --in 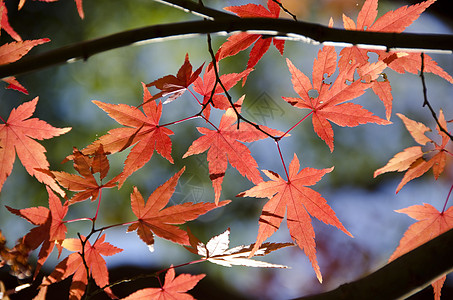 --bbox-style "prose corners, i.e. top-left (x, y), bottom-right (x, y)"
top-left (272, 0), bottom-right (298, 21)
top-left (420, 52), bottom-right (453, 141)
top-left (205, 33), bottom-right (278, 140)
